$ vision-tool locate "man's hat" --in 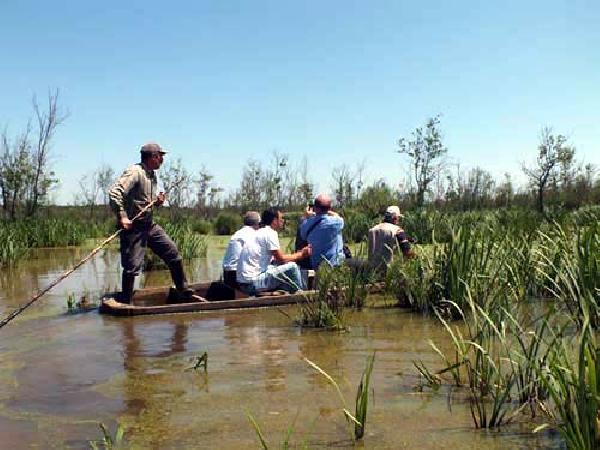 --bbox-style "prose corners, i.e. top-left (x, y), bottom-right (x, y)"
top-left (385, 205), bottom-right (403, 219)
top-left (140, 142), bottom-right (167, 155)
